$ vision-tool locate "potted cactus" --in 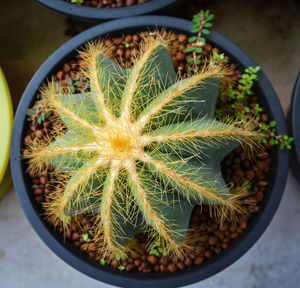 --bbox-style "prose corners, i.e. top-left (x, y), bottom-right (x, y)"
top-left (24, 34), bottom-right (257, 257)
top-left (11, 15), bottom-right (289, 288)
top-left (36, 0), bottom-right (183, 22)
